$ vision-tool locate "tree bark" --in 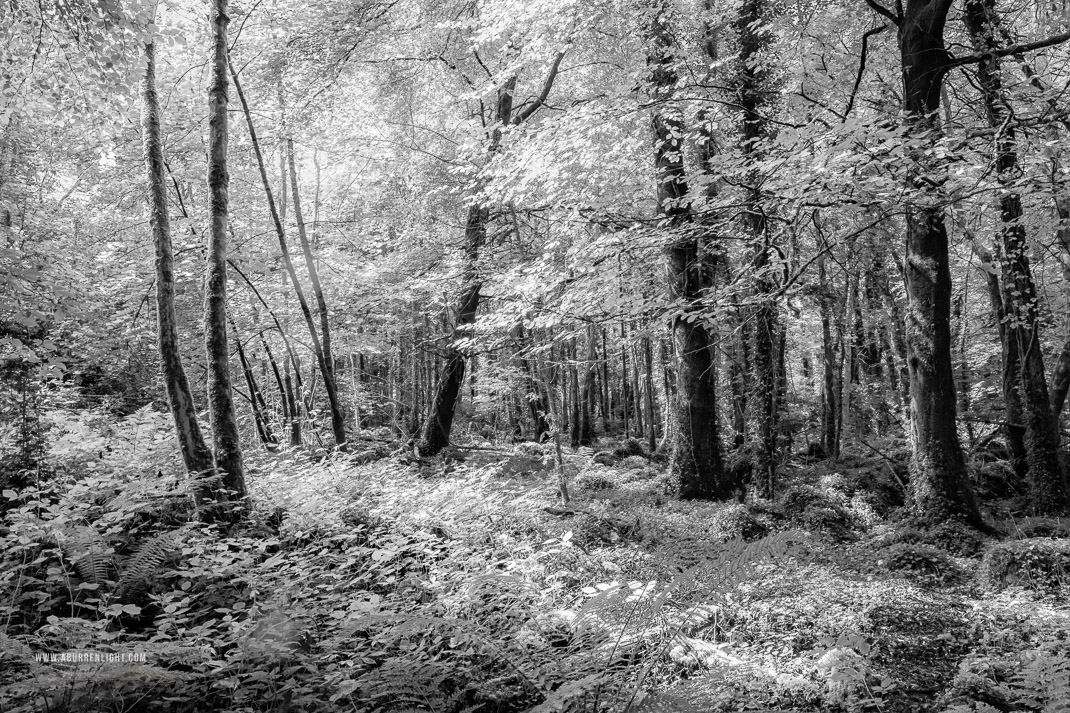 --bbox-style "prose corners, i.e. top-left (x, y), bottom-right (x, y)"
top-left (893, 0), bottom-right (984, 527)
top-left (140, 41), bottom-right (220, 508)
top-left (647, 0), bottom-right (731, 499)
top-left (418, 203), bottom-right (484, 455)
top-left (203, 0), bottom-right (246, 504)
top-left (965, 0), bottom-right (1067, 512)
top-left (737, 0), bottom-right (782, 499)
